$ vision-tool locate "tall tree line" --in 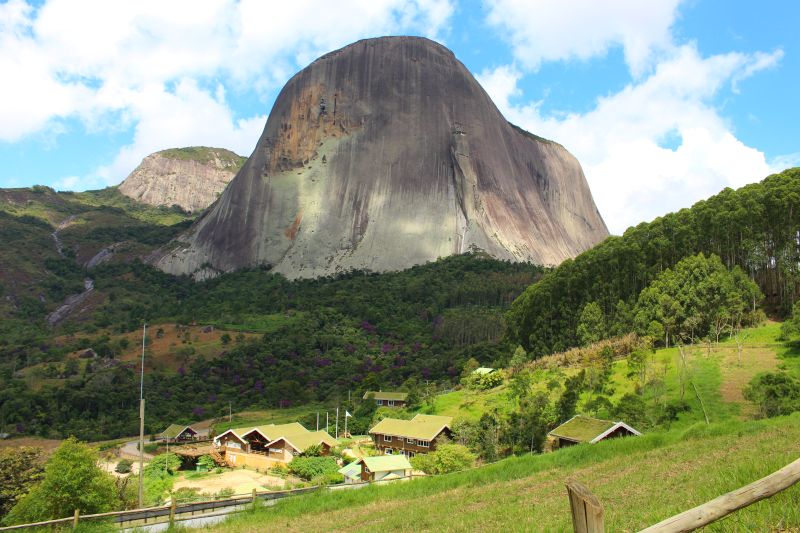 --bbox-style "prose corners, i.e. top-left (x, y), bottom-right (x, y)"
top-left (507, 167), bottom-right (800, 356)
